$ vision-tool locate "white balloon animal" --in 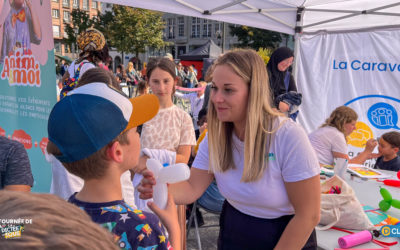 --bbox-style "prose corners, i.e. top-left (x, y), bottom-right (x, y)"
top-left (146, 158), bottom-right (190, 209)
